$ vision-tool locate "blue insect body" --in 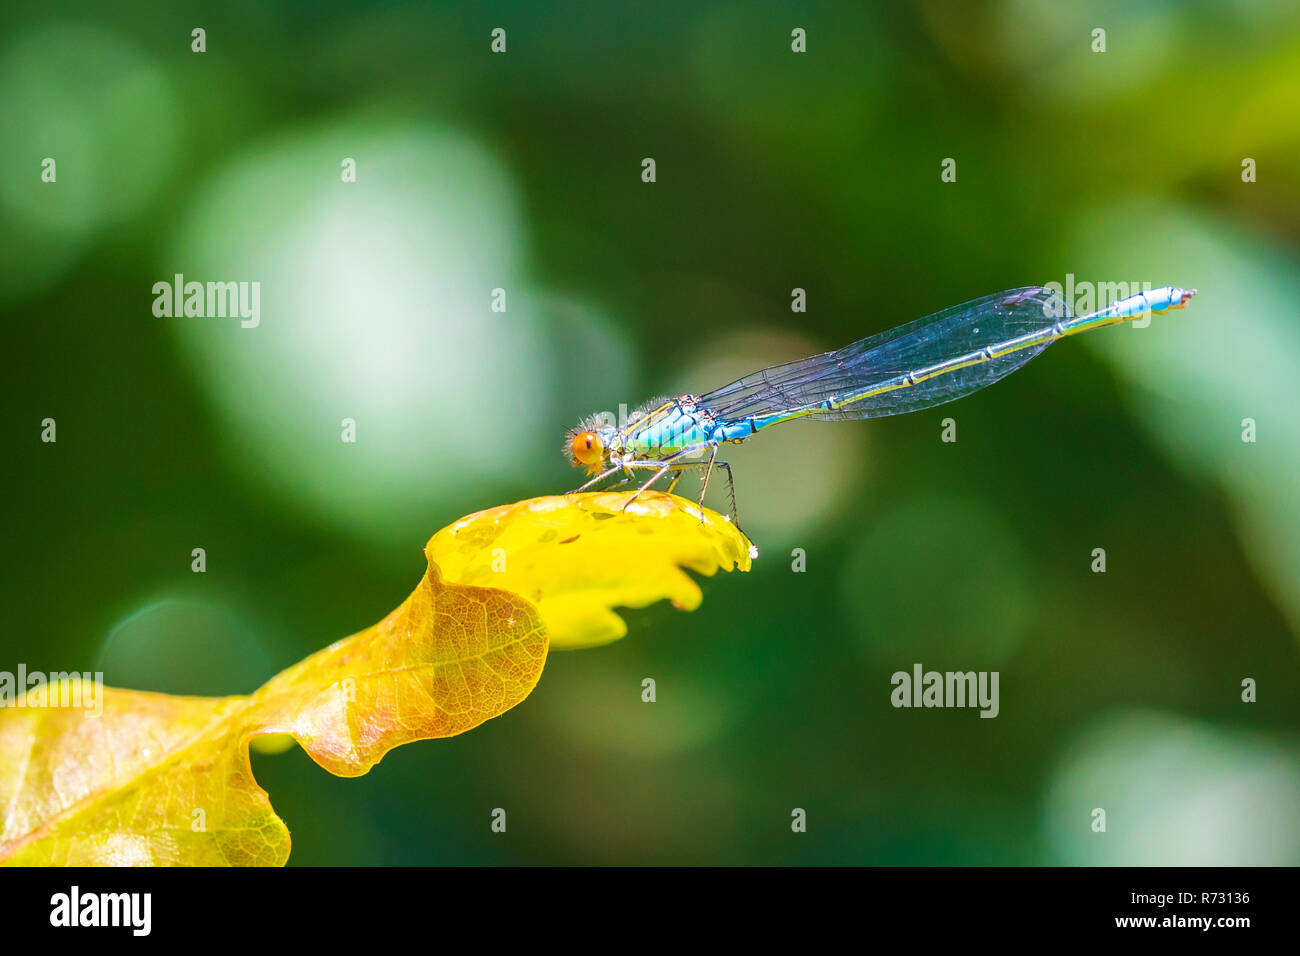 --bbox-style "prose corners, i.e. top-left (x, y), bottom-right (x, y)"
top-left (565, 285), bottom-right (1196, 528)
